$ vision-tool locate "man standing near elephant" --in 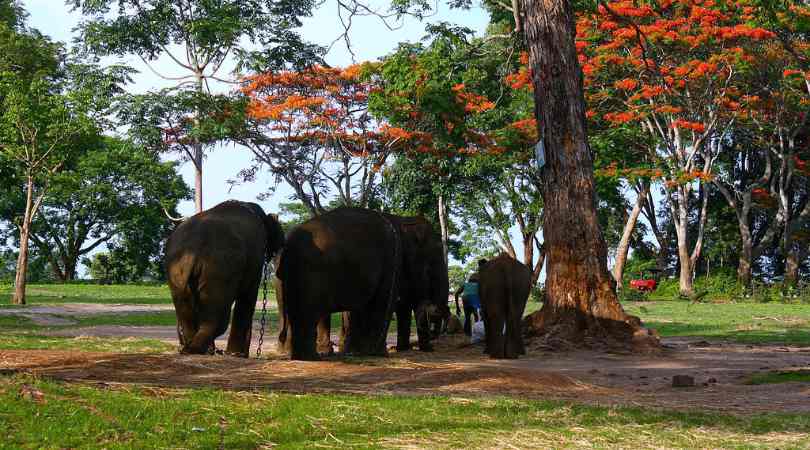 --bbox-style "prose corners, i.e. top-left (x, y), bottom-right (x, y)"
top-left (454, 259), bottom-right (487, 336)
